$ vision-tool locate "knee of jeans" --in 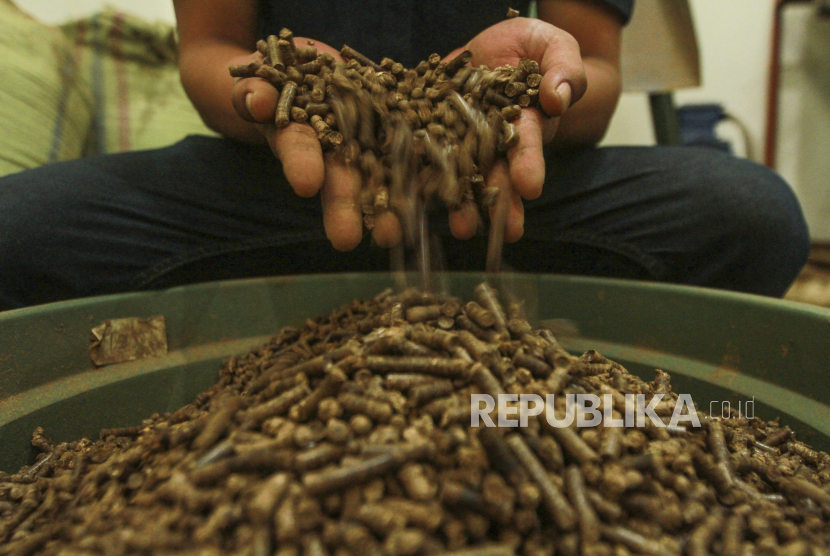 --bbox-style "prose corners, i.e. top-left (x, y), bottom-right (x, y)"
top-left (740, 163), bottom-right (807, 258)
top-left (698, 157), bottom-right (806, 247)
top-left (705, 157), bottom-right (810, 293)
